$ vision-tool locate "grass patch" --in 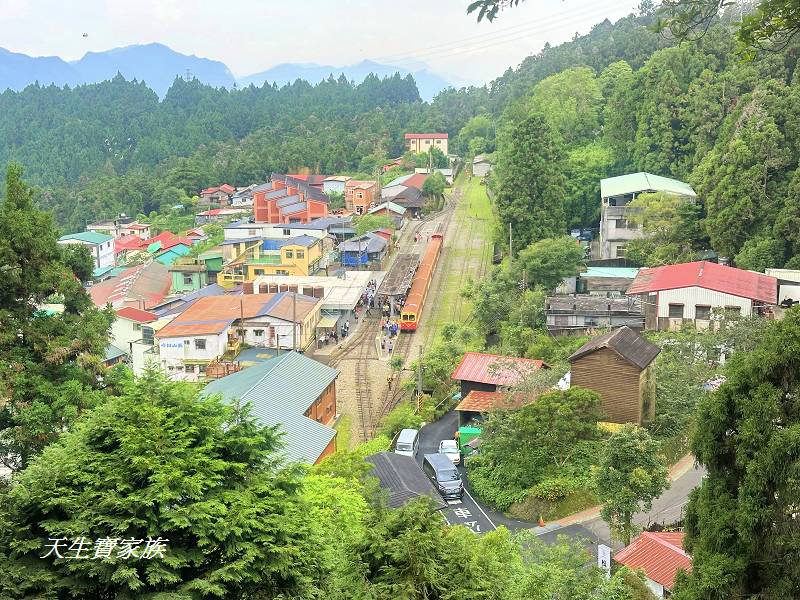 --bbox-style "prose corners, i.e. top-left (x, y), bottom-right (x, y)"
top-left (507, 488), bottom-right (599, 522)
top-left (335, 414), bottom-right (354, 451)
